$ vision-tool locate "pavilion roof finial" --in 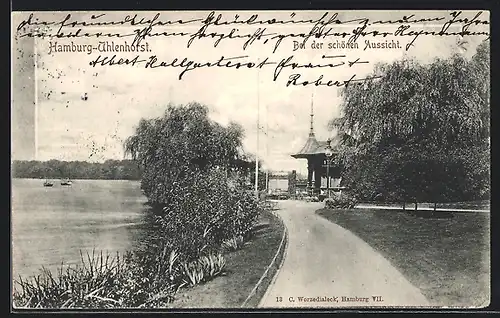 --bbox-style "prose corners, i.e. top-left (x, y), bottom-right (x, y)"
top-left (309, 91), bottom-right (315, 136)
